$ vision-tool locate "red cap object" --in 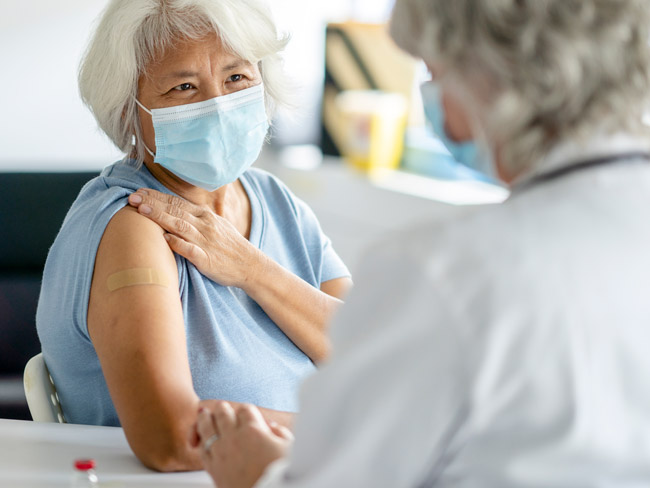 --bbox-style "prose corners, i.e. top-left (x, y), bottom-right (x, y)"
top-left (74, 459), bottom-right (96, 471)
